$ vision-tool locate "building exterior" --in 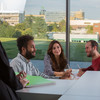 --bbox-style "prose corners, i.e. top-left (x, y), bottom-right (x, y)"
top-left (39, 8), bottom-right (46, 15)
top-left (70, 34), bottom-right (99, 43)
top-left (0, 11), bottom-right (25, 26)
top-left (70, 20), bottom-right (100, 30)
top-left (47, 32), bottom-right (99, 42)
top-left (0, 1), bottom-right (26, 26)
top-left (47, 32), bottom-right (66, 40)
top-left (93, 23), bottom-right (100, 34)
top-left (45, 11), bottom-right (66, 23)
top-left (25, 14), bottom-right (45, 19)
top-left (70, 9), bottom-right (84, 20)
